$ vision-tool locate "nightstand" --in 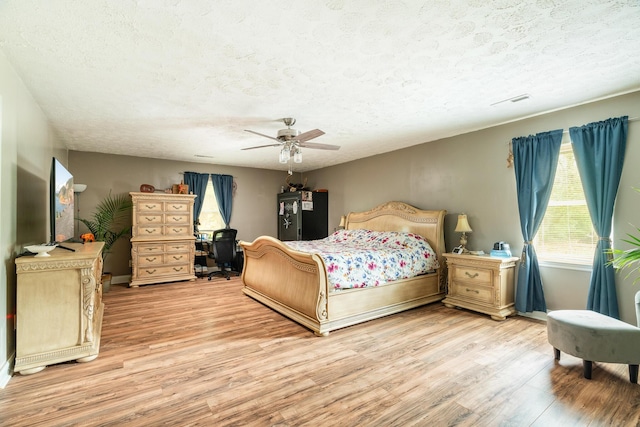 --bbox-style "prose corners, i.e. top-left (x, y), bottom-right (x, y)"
top-left (442, 253), bottom-right (519, 321)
